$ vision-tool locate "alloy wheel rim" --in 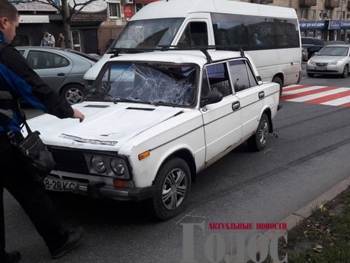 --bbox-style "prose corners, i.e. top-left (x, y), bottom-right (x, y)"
top-left (161, 168), bottom-right (187, 210)
top-left (66, 88), bottom-right (83, 104)
top-left (258, 119), bottom-right (268, 145)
